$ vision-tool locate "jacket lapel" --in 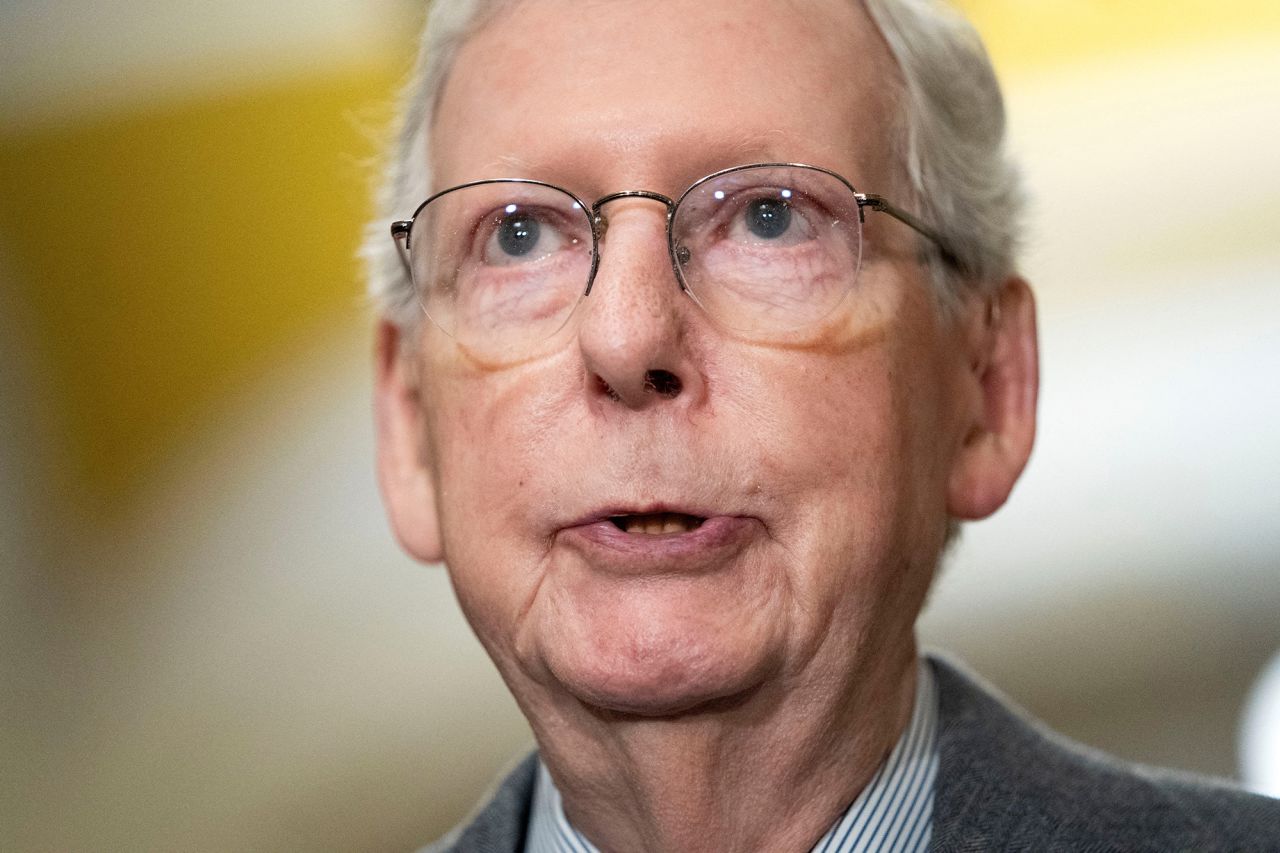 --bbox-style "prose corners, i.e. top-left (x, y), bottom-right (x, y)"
top-left (428, 752), bottom-right (538, 853)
